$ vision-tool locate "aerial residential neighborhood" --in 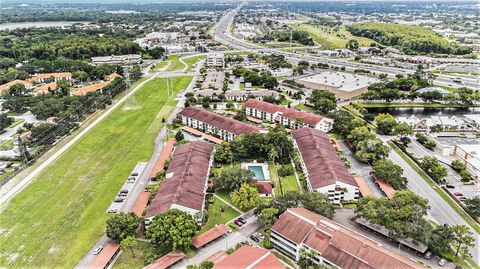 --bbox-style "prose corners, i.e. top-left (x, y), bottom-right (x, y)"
top-left (0, 1), bottom-right (479, 269)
